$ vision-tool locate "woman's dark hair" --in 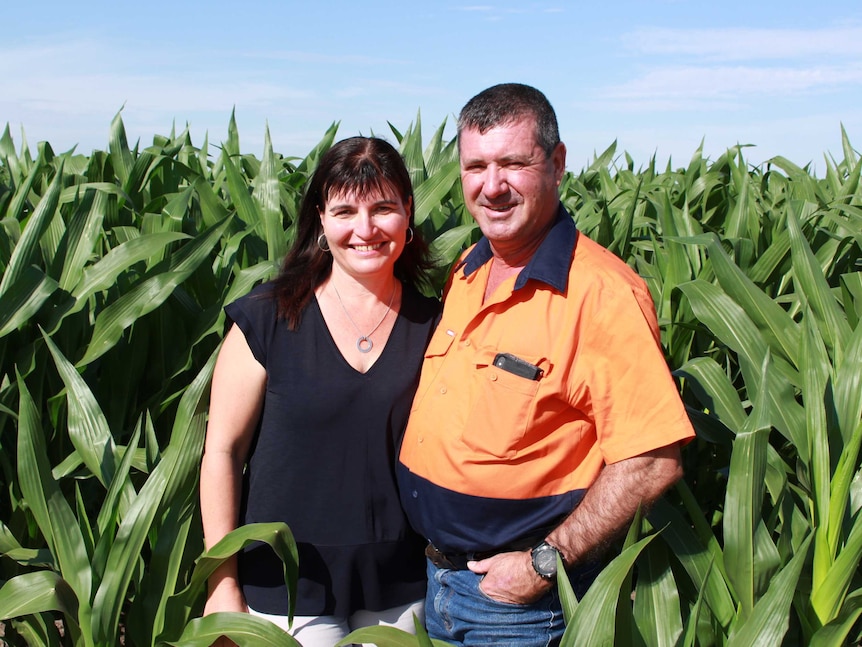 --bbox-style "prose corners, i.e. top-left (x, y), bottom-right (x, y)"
top-left (272, 136), bottom-right (435, 328)
top-left (457, 83), bottom-right (560, 158)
